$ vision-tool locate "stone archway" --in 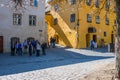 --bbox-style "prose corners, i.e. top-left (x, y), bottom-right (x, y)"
top-left (27, 37), bottom-right (35, 42)
top-left (11, 37), bottom-right (20, 44)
